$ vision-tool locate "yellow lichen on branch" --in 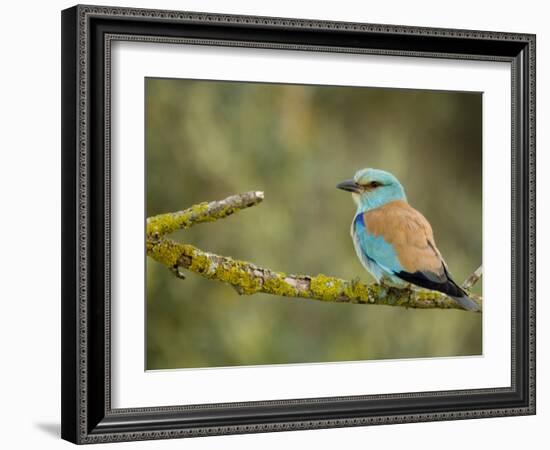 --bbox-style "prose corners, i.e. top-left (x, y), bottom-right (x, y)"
top-left (146, 191), bottom-right (264, 238)
top-left (146, 191), bottom-right (483, 312)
